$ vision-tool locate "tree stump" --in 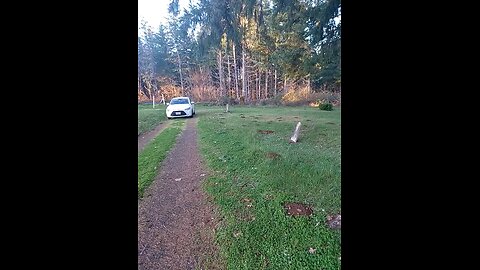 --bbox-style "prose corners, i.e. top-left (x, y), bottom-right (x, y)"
top-left (290, 122), bottom-right (301, 143)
